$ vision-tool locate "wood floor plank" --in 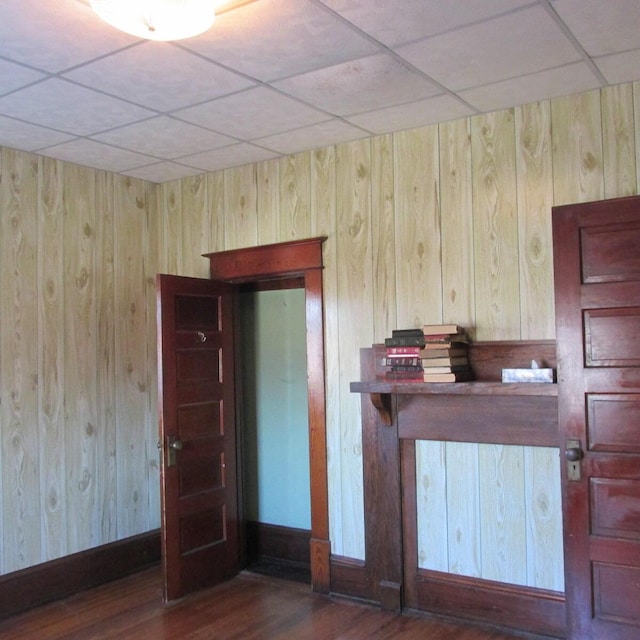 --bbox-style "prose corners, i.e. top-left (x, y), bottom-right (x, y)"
top-left (0, 567), bottom-right (549, 639)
